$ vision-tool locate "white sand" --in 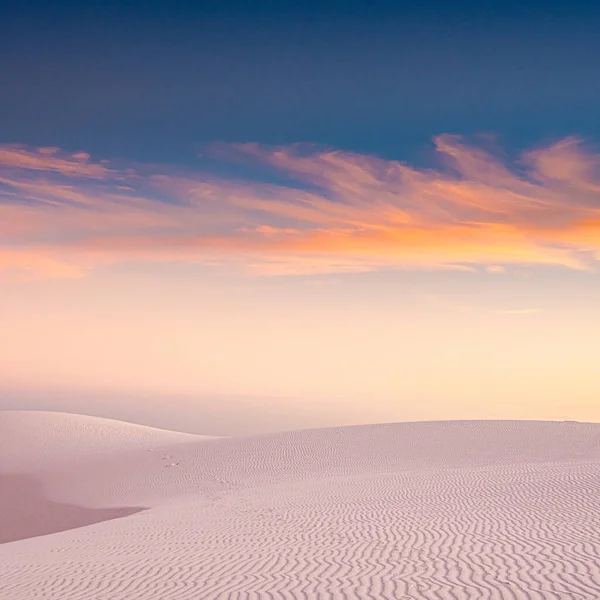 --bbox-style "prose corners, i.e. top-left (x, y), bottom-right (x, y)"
top-left (1, 411), bottom-right (600, 599)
